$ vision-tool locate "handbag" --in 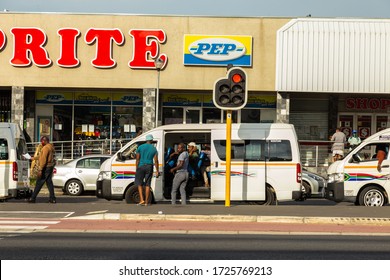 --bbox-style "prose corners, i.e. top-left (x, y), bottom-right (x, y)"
top-left (30, 160), bottom-right (40, 179)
